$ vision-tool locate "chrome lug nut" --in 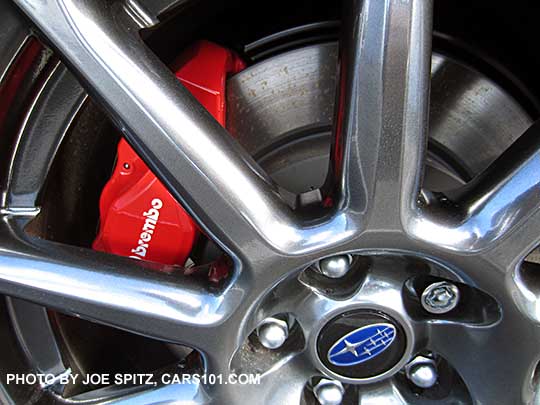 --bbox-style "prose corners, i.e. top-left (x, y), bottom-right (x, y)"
top-left (421, 281), bottom-right (460, 314)
top-left (313, 379), bottom-right (344, 405)
top-left (318, 255), bottom-right (351, 279)
top-left (257, 317), bottom-right (288, 349)
top-left (405, 356), bottom-right (438, 389)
